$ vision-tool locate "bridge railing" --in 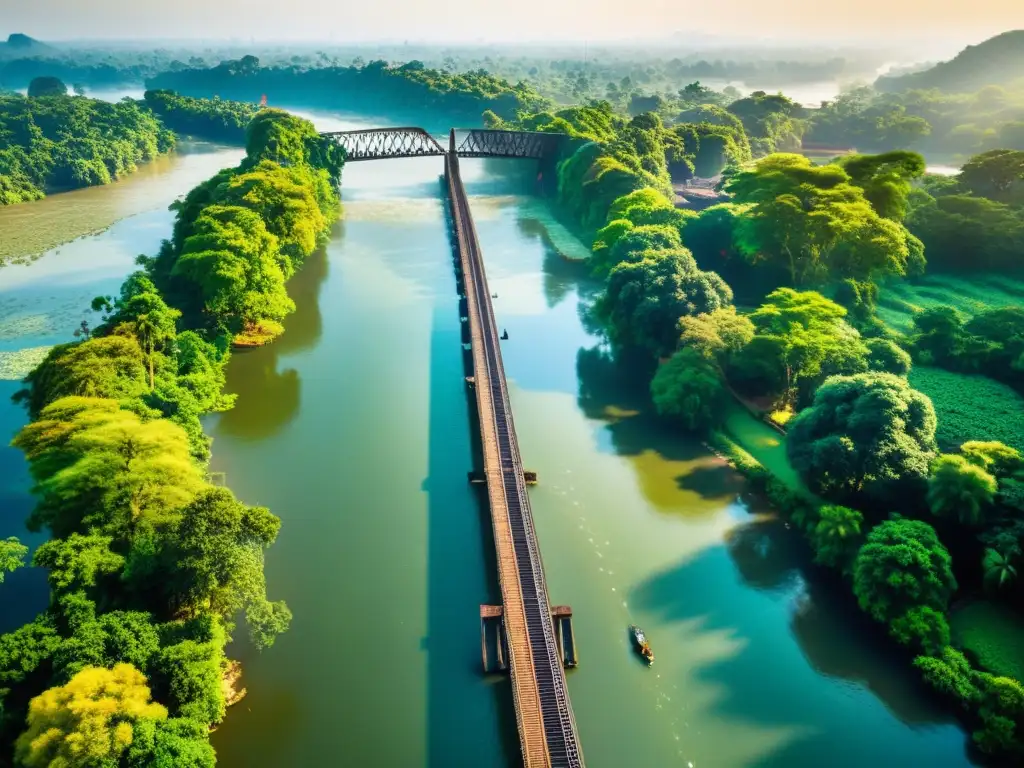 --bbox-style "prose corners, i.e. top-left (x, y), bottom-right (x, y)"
top-left (447, 132), bottom-right (583, 767)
